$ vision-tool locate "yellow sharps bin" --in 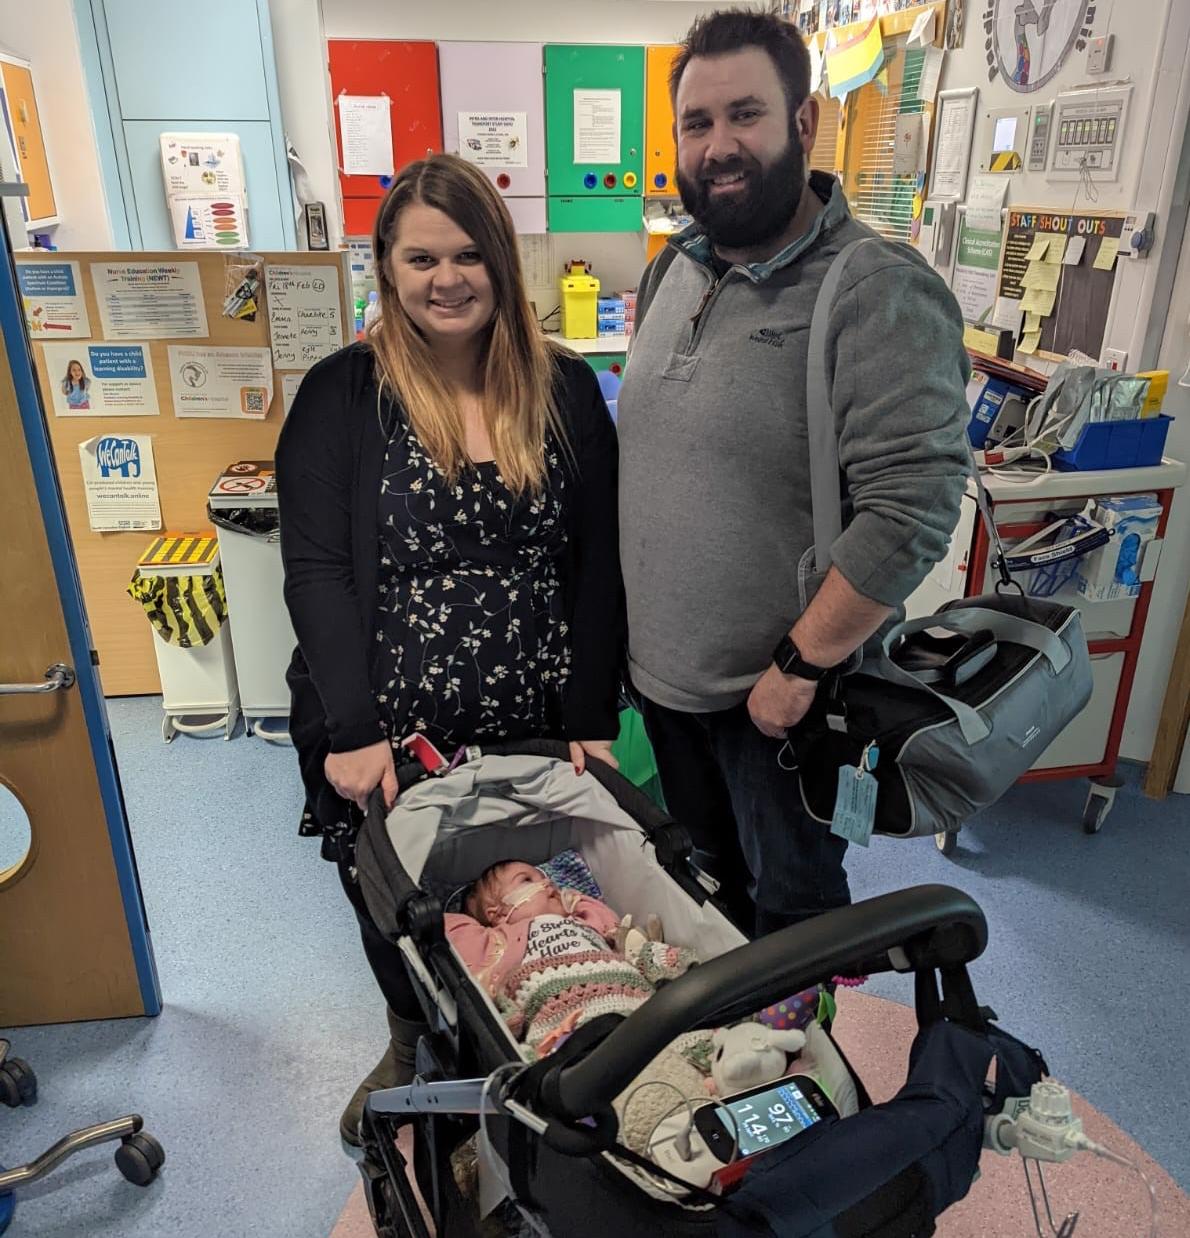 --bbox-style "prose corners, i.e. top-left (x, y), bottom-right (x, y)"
top-left (559, 261), bottom-right (600, 339)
